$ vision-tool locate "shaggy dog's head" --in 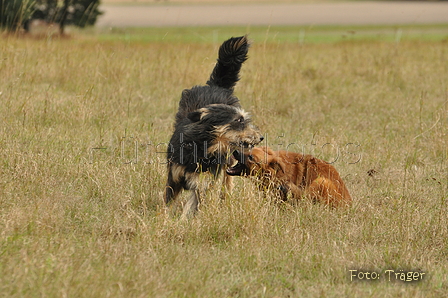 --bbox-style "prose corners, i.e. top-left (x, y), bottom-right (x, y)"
top-left (186, 104), bottom-right (263, 157)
